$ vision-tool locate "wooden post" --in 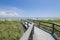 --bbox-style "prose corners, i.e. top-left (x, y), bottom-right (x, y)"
top-left (39, 21), bottom-right (40, 28)
top-left (52, 24), bottom-right (55, 35)
top-left (37, 20), bottom-right (40, 28)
